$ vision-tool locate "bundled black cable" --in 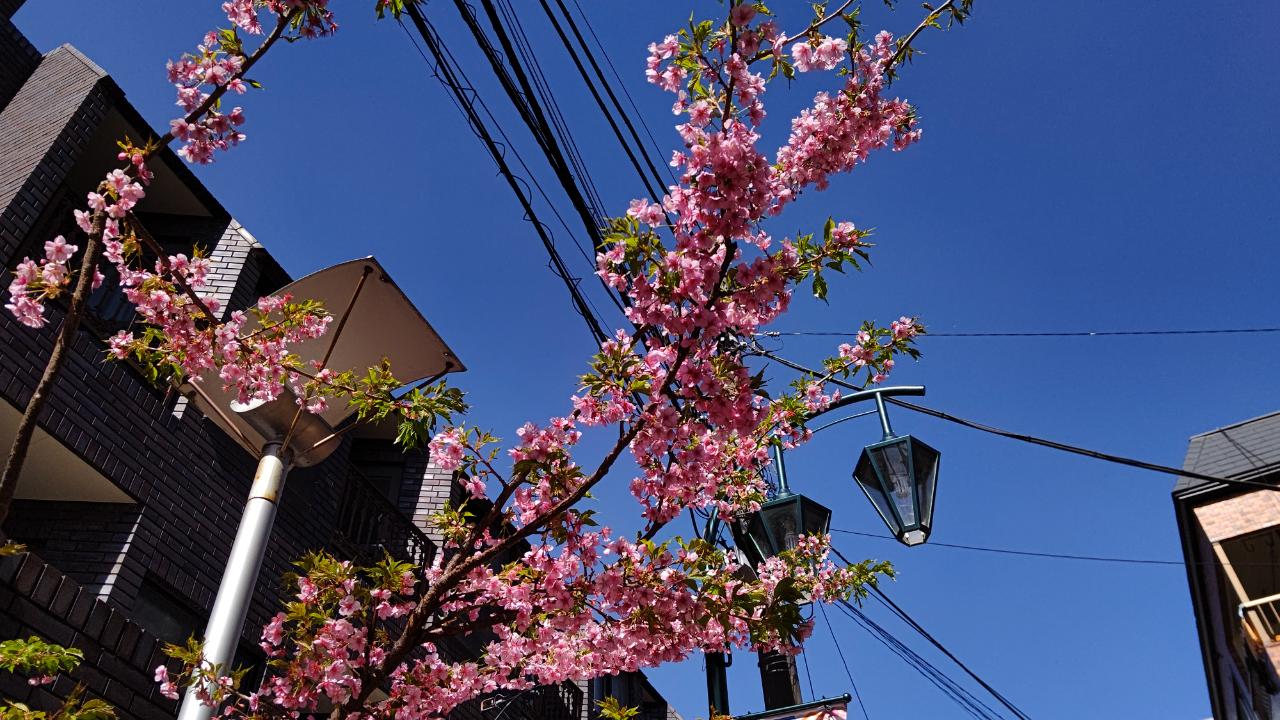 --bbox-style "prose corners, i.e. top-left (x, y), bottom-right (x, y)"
top-left (399, 3), bottom-right (609, 344)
